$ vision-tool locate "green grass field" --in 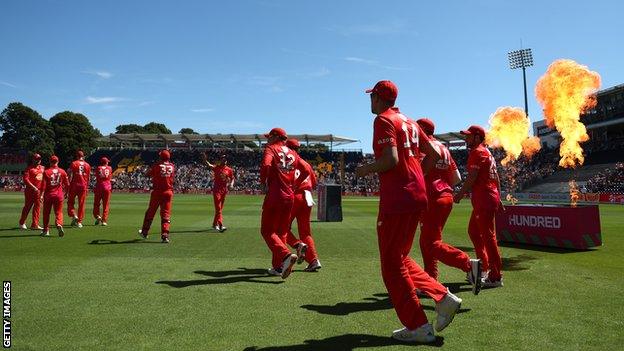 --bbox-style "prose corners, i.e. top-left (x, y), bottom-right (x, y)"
top-left (1, 192), bottom-right (623, 350)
